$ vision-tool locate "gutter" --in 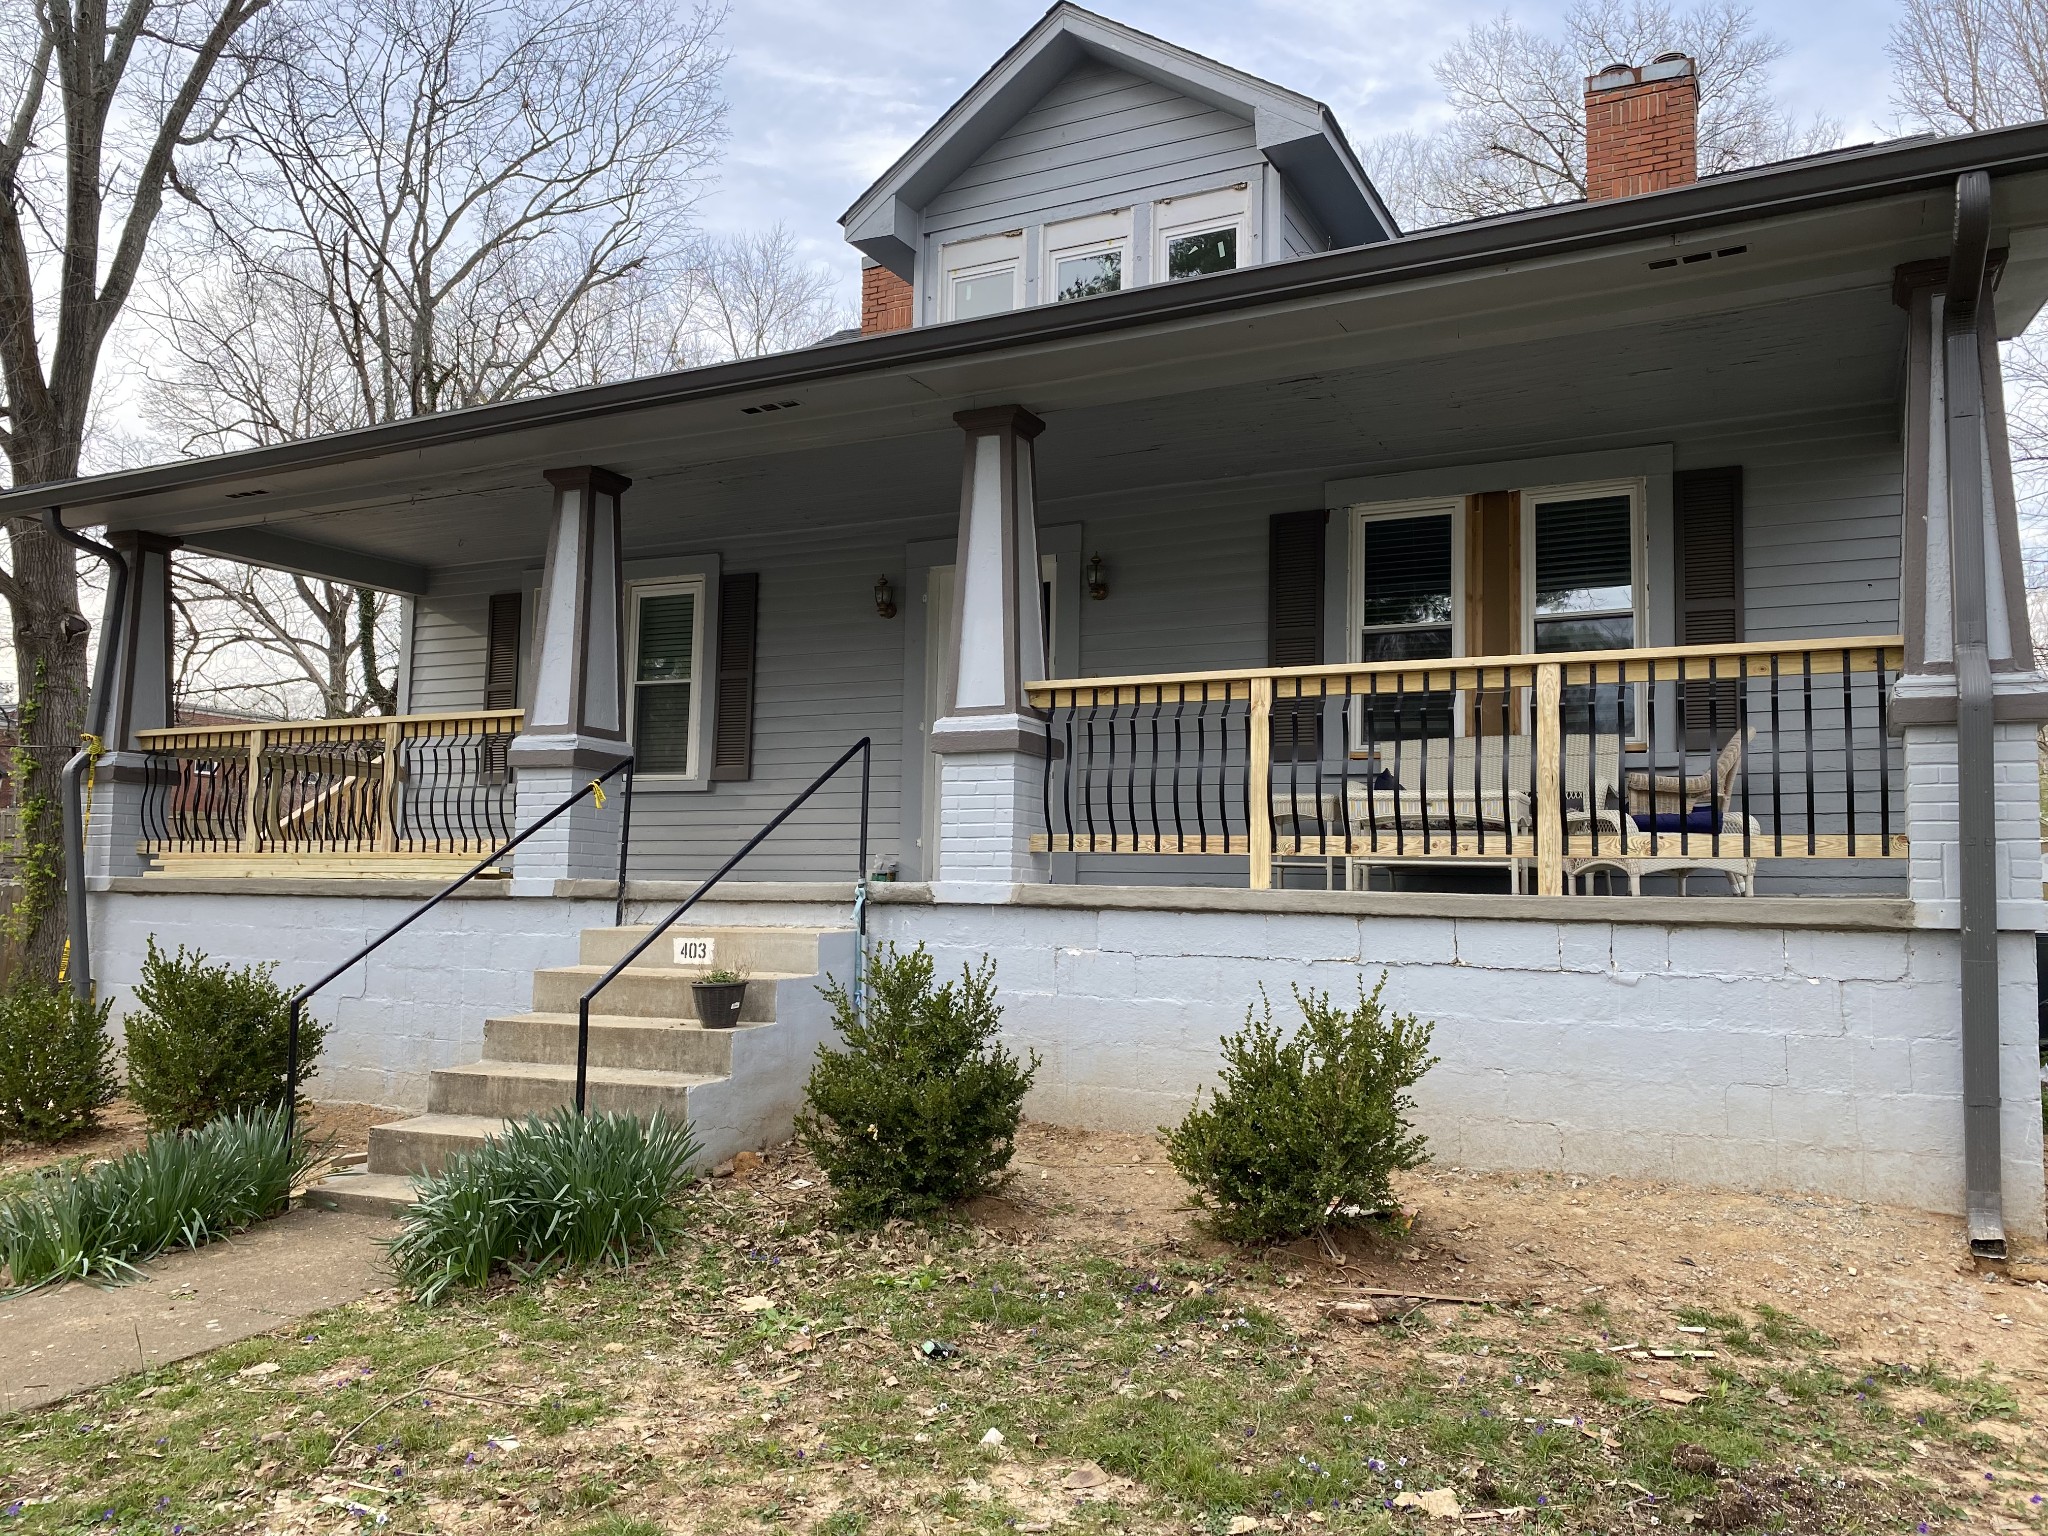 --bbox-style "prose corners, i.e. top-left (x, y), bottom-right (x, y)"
top-left (45, 510), bottom-right (129, 1004)
top-left (11, 121), bottom-right (2048, 522)
top-left (1943, 170), bottom-right (2006, 1259)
